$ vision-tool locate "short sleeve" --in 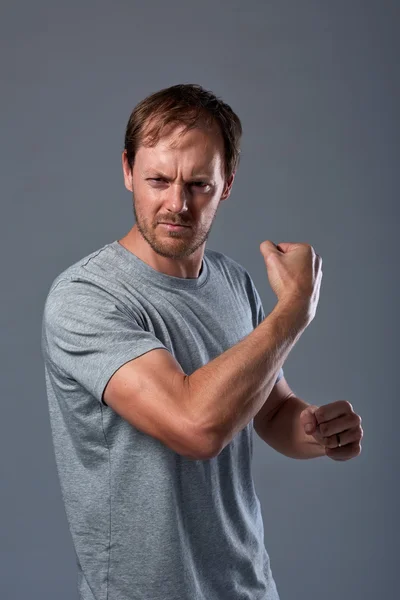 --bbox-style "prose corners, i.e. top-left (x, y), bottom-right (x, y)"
top-left (251, 277), bottom-right (284, 386)
top-left (41, 278), bottom-right (169, 404)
